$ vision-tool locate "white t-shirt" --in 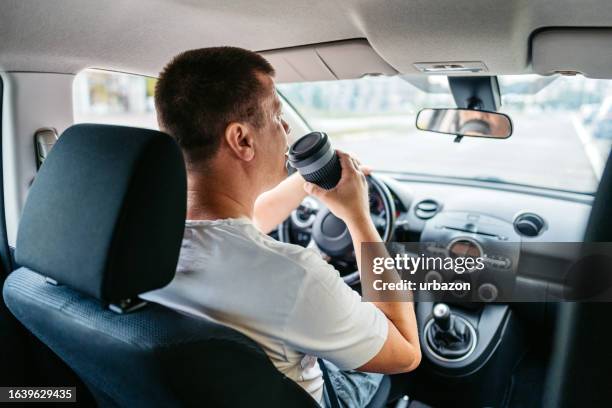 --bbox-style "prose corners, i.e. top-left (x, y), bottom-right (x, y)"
top-left (141, 218), bottom-right (388, 405)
